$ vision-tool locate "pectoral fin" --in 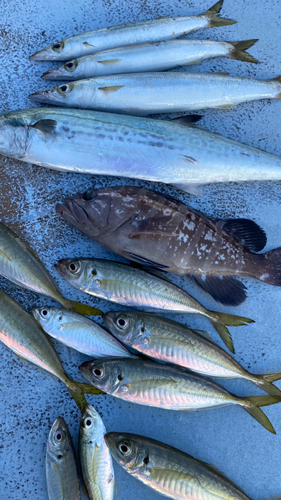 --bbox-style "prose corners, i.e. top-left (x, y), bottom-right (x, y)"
top-left (0, 248), bottom-right (12, 262)
top-left (32, 119), bottom-right (57, 134)
top-left (98, 85), bottom-right (124, 93)
top-left (97, 58), bottom-right (121, 65)
top-left (123, 378), bottom-right (178, 392)
top-left (128, 215), bottom-right (182, 238)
